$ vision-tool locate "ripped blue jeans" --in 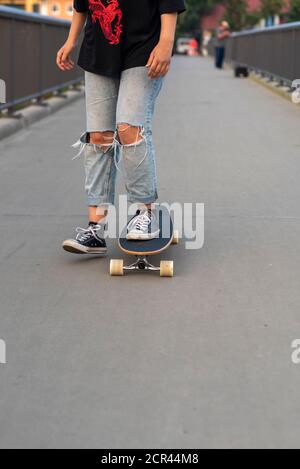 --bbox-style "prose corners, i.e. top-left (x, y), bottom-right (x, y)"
top-left (73, 68), bottom-right (164, 206)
